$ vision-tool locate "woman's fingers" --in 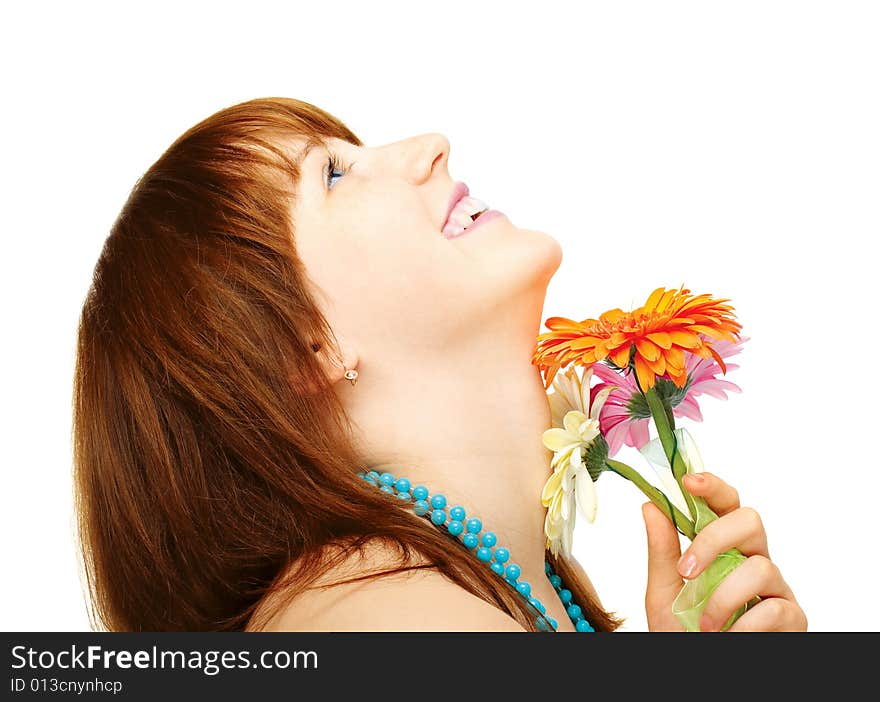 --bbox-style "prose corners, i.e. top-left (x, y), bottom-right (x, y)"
top-left (726, 596), bottom-right (808, 632)
top-left (677, 506), bottom-right (769, 580)
top-left (642, 502), bottom-right (684, 623)
top-left (674, 472), bottom-right (807, 632)
top-left (682, 472), bottom-right (740, 516)
top-left (699, 554), bottom-right (796, 632)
